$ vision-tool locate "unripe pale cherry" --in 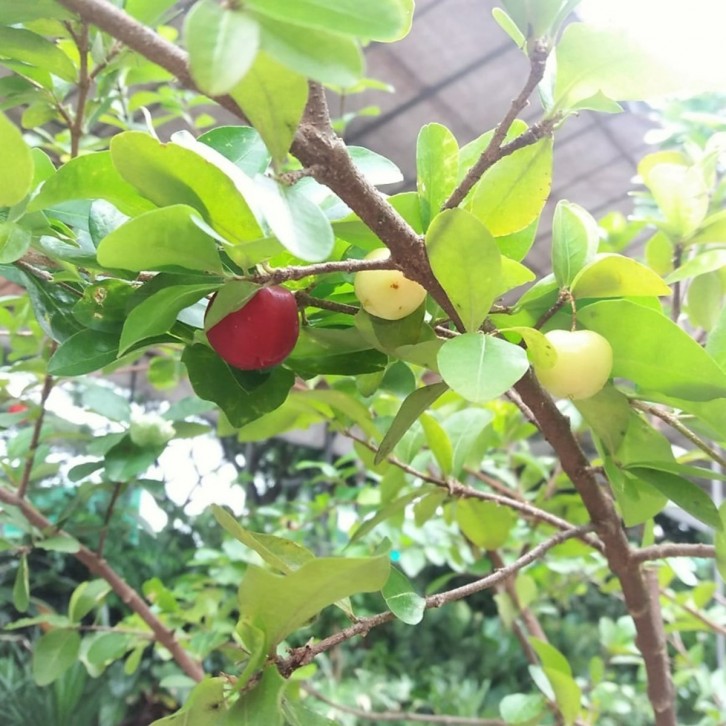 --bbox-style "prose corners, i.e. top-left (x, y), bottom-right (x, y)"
top-left (534, 329), bottom-right (613, 400)
top-left (205, 286), bottom-right (299, 370)
top-left (353, 248), bottom-right (427, 320)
